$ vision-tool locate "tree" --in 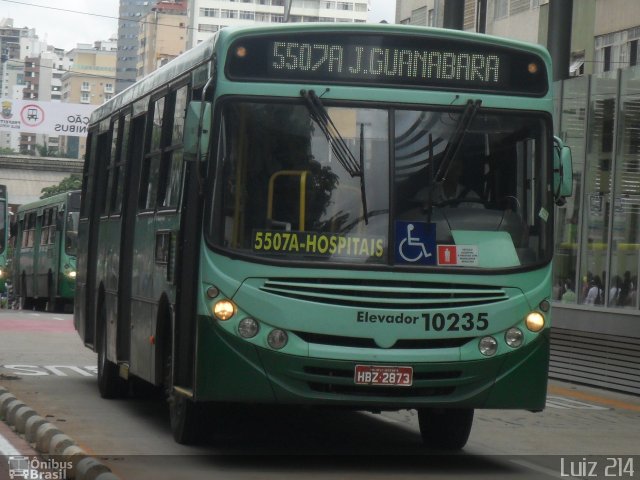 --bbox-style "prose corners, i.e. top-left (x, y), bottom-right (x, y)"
top-left (40, 175), bottom-right (82, 199)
